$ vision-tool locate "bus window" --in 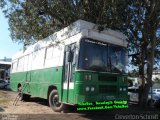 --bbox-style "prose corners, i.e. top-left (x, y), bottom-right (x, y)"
top-left (17, 57), bottom-right (24, 72)
top-left (46, 47), bottom-right (53, 59)
top-left (109, 45), bottom-right (126, 74)
top-left (24, 55), bottom-right (29, 71)
top-left (78, 39), bottom-right (108, 72)
top-left (12, 61), bottom-right (17, 73)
